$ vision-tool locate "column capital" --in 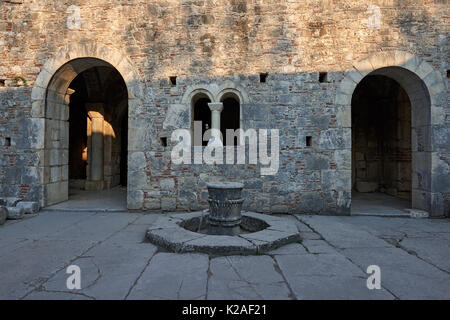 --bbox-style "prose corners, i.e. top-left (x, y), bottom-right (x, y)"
top-left (208, 102), bottom-right (223, 113)
top-left (86, 103), bottom-right (105, 119)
